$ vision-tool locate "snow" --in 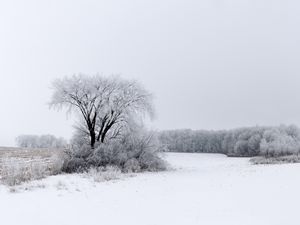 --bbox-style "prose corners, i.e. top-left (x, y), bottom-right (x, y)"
top-left (1, 153), bottom-right (300, 225)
